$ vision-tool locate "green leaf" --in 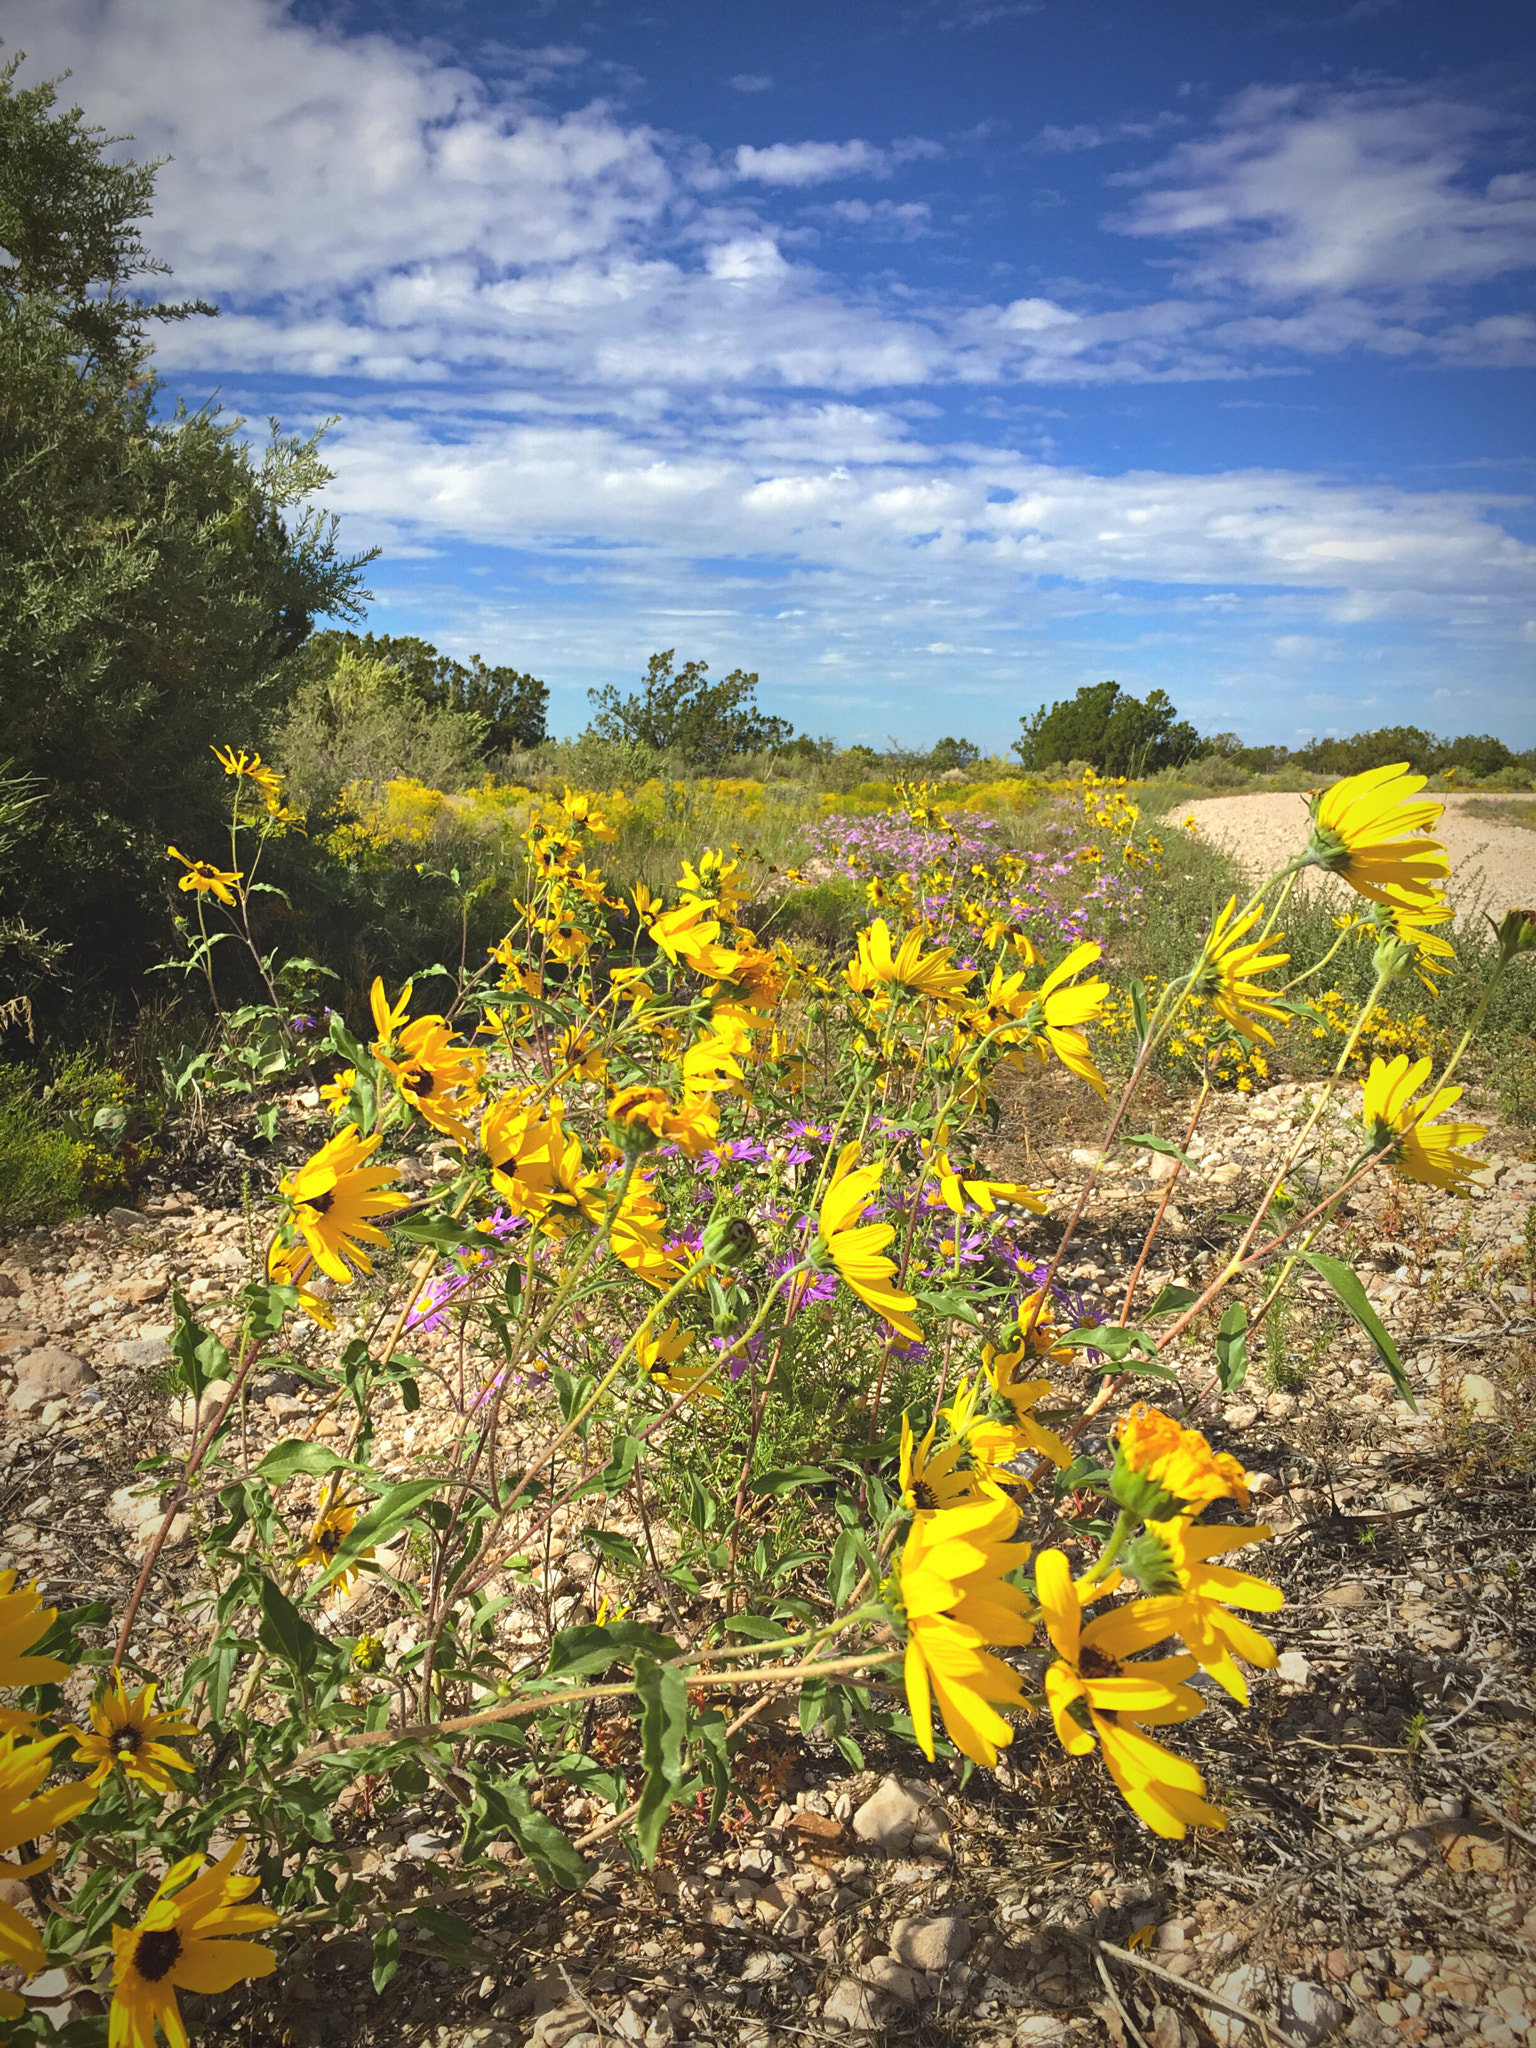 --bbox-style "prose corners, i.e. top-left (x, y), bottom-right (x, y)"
top-left (725, 1613), bottom-right (788, 1643)
top-left (634, 1655), bottom-right (689, 1865)
top-left (913, 1288), bottom-right (984, 1328)
top-left (394, 1215), bottom-right (481, 1253)
top-left (1059, 1325), bottom-right (1155, 1362)
top-left (1145, 1284), bottom-right (1199, 1316)
top-left (1300, 1252), bottom-right (1415, 1409)
top-left (827, 1528), bottom-right (863, 1610)
top-left (567, 1433), bottom-right (642, 1504)
top-left (257, 1575), bottom-right (326, 1675)
top-left (1215, 1303), bottom-right (1250, 1392)
top-left (1130, 978), bottom-right (1149, 1045)
top-left (1124, 1133), bottom-right (1197, 1168)
top-left (547, 1619), bottom-right (680, 1679)
top-left (169, 1289), bottom-right (224, 1400)
top-left (316, 1479), bottom-right (444, 1589)
top-left (751, 1464), bottom-right (833, 1497)
top-left (581, 1528), bottom-right (644, 1572)
top-left (371, 1923), bottom-right (400, 1994)
top-left (255, 1440), bottom-right (355, 1483)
